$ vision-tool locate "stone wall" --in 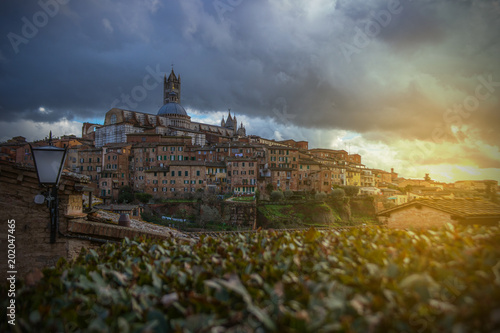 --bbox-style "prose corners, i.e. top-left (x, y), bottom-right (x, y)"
top-left (0, 162), bottom-right (180, 279)
top-left (0, 162), bottom-right (89, 279)
top-left (378, 205), bottom-right (453, 228)
top-left (224, 201), bottom-right (256, 229)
